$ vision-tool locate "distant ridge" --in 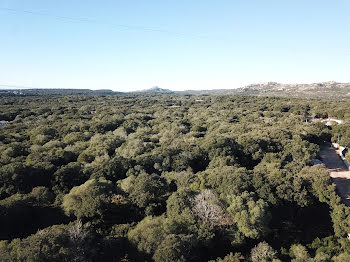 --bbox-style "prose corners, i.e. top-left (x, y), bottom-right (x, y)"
top-left (0, 88), bottom-right (119, 96)
top-left (233, 81), bottom-right (350, 98)
top-left (2, 82), bottom-right (350, 99)
top-left (179, 81), bottom-right (350, 98)
top-left (134, 86), bottom-right (174, 94)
